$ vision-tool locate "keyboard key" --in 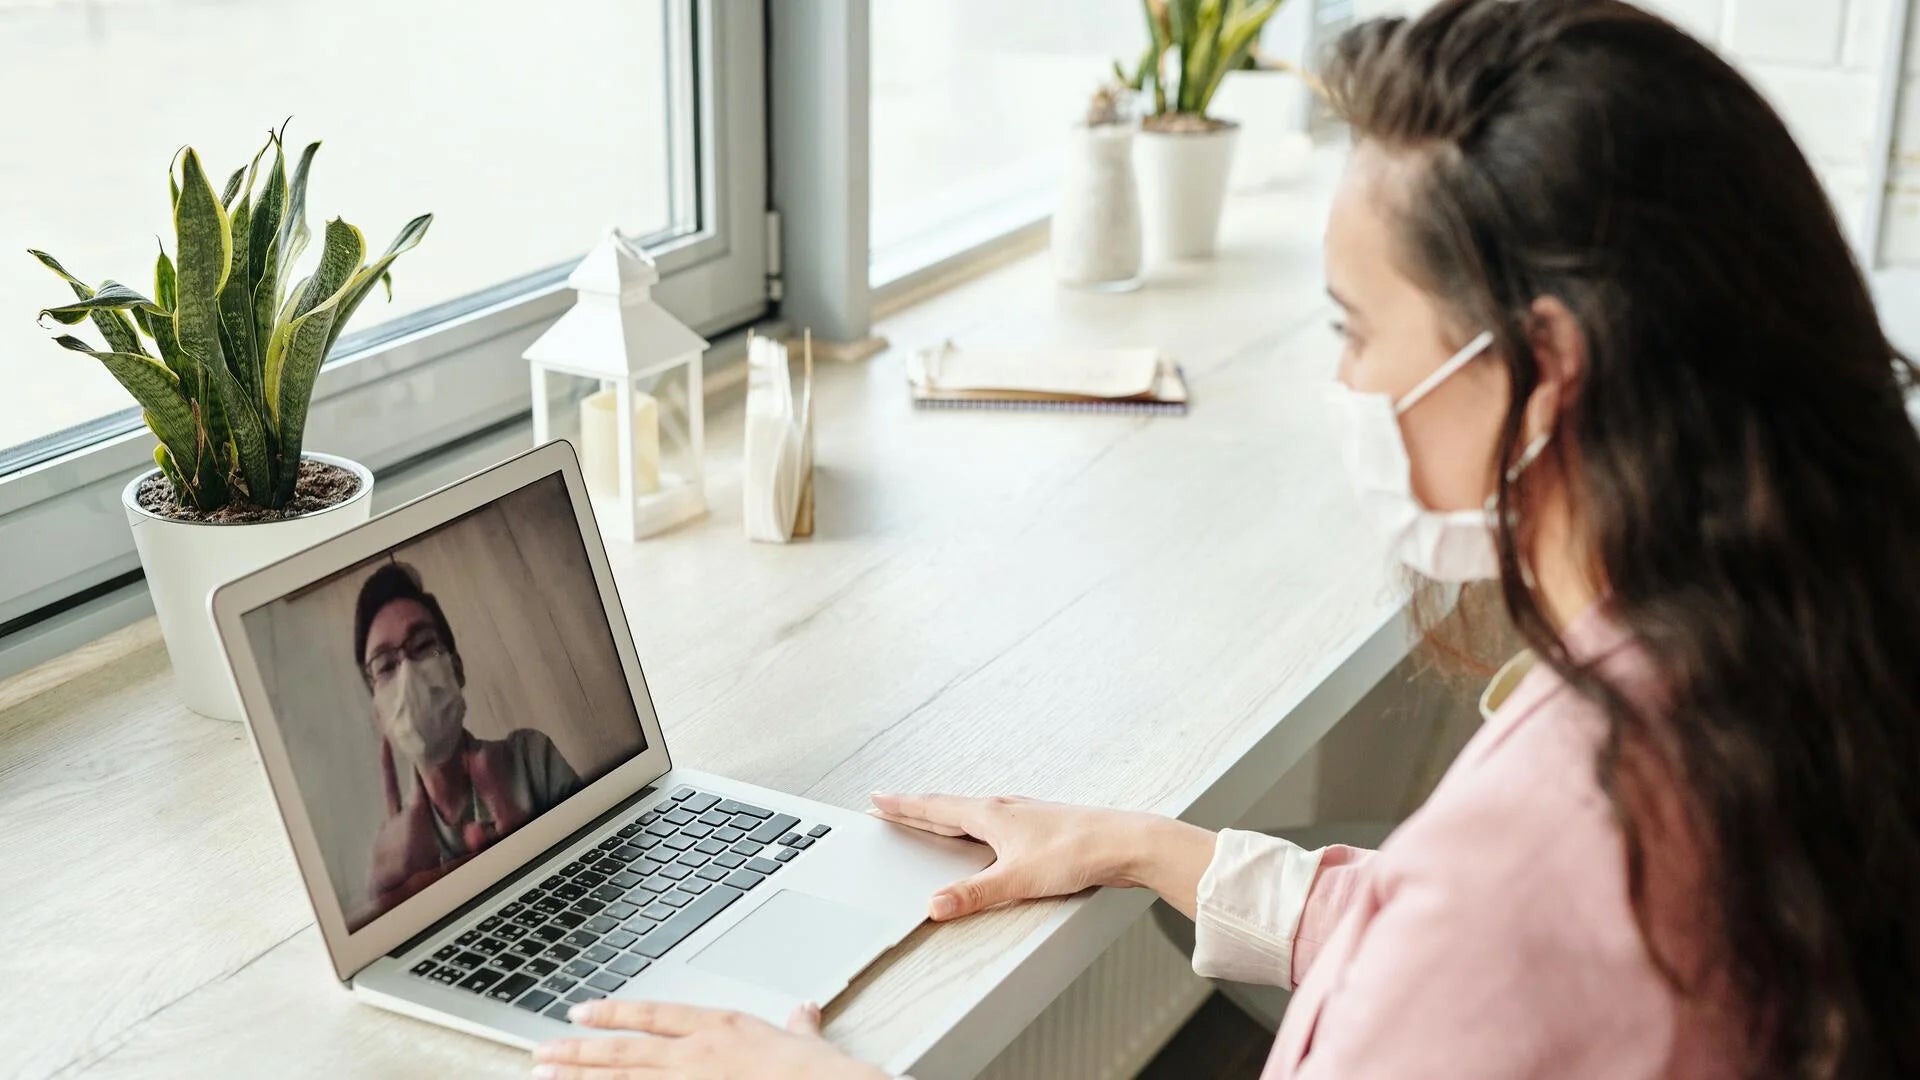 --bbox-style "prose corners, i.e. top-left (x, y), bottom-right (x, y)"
top-left (583, 944), bottom-right (618, 963)
top-left (566, 986), bottom-right (604, 1004)
top-left (746, 857), bottom-right (781, 875)
top-left (774, 848), bottom-right (798, 863)
top-left (682, 876), bottom-right (714, 894)
top-left (675, 850), bottom-right (711, 868)
top-left (544, 1002), bottom-right (574, 1022)
top-left (724, 868), bottom-right (767, 891)
top-left (714, 826), bottom-right (746, 843)
top-left (684, 792), bottom-right (721, 813)
top-left (487, 973), bottom-right (538, 1003)
top-left (713, 851), bottom-right (748, 870)
top-left (478, 915), bottom-right (504, 932)
top-left (515, 989), bottom-right (557, 1014)
top-left (525, 958), bottom-right (559, 978)
top-left (563, 959), bottom-right (598, 979)
top-left (550, 911), bottom-right (586, 929)
top-left (695, 863), bottom-right (730, 882)
top-left (729, 813), bottom-right (764, 831)
top-left (605, 930), bottom-right (639, 949)
top-left (731, 839), bottom-right (767, 858)
top-left (457, 930), bottom-right (483, 946)
top-left (645, 820), bottom-right (675, 838)
top-left (656, 889), bottom-right (693, 908)
top-left (642, 900), bottom-right (677, 920)
top-left (574, 870), bottom-right (607, 888)
top-left (613, 844), bottom-right (649, 862)
top-left (607, 953), bottom-right (650, 977)
top-left (591, 884), bottom-right (625, 903)
top-left (514, 910), bottom-right (548, 928)
top-left (572, 899), bottom-right (607, 917)
top-left (477, 936), bottom-right (508, 954)
top-left (539, 876), bottom-right (564, 891)
top-left (670, 786), bottom-right (695, 801)
top-left (633, 884), bottom-right (746, 959)
top-left (661, 835), bottom-right (696, 852)
top-left (778, 832), bottom-right (801, 846)
top-left (555, 883), bottom-right (587, 902)
top-left (683, 823), bottom-right (715, 839)
top-left (611, 871), bottom-right (645, 889)
top-left (717, 799), bottom-right (771, 819)
top-left (560, 861), bottom-right (586, 877)
top-left (428, 966), bottom-right (462, 985)
top-left (451, 951), bottom-right (486, 969)
top-left (562, 931), bottom-right (598, 949)
top-left (533, 925), bottom-right (566, 943)
top-left (457, 968), bottom-right (504, 994)
top-left (586, 972), bottom-right (627, 993)
top-left (520, 888), bottom-right (546, 905)
top-left (594, 857), bottom-right (625, 875)
top-left (695, 838), bottom-right (727, 856)
top-left (545, 944), bottom-right (580, 962)
top-left (664, 809), bottom-right (696, 828)
top-left (698, 810), bottom-right (730, 827)
top-left (617, 823), bottom-right (642, 838)
top-left (411, 960), bottom-right (437, 977)
top-left (433, 945), bottom-right (459, 961)
top-left (792, 836), bottom-right (815, 850)
top-left (583, 915), bottom-right (619, 934)
top-left (638, 874), bottom-right (673, 894)
top-left (492, 954), bottom-right (526, 972)
top-left (497, 924), bottom-right (528, 941)
top-left (623, 913), bottom-right (660, 932)
top-left (500, 902), bottom-right (526, 918)
top-left (535, 896), bottom-right (567, 915)
top-left (658, 863), bottom-right (694, 881)
top-left (606, 902), bottom-right (640, 919)
top-left (749, 814), bottom-right (800, 844)
top-left (598, 836), bottom-right (623, 851)
top-left (542, 975), bottom-right (578, 993)
top-left (807, 824), bottom-right (831, 838)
